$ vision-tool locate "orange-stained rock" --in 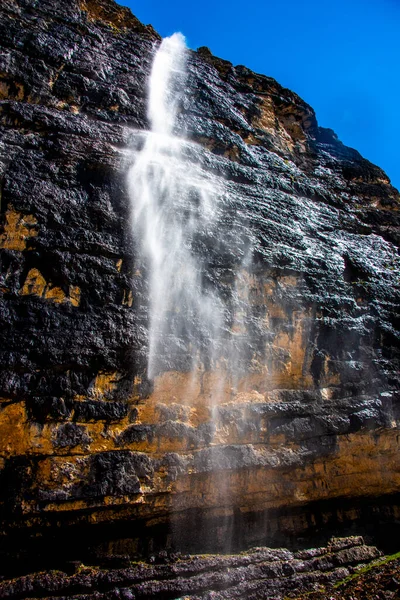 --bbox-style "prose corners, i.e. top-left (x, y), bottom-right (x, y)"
top-left (0, 208), bottom-right (37, 251)
top-left (0, 0), bottom-right (399, 574)
top-left (19, 268), bottom-right (81, 306)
